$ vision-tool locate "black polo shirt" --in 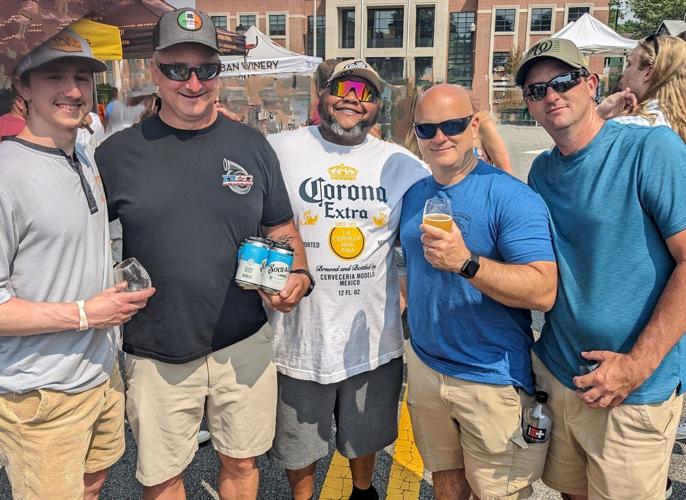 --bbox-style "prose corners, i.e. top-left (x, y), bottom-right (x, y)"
top-left (96, 114), bottom-right (293, 363)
